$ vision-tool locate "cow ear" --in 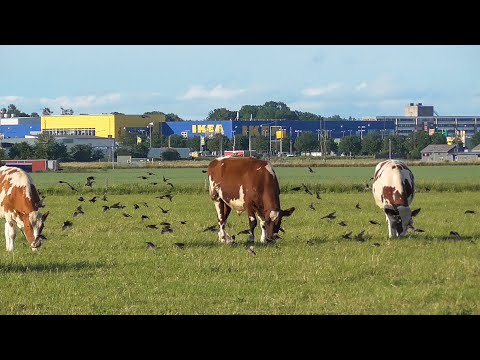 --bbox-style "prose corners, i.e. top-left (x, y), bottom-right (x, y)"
top-left (281, 207), bottom-right (295, 217)
top-left (411, 208), bottom-right (421, 217)
top-left (384, 208), bottom-right (398, 216)
top-left (42, 211), bottom-right (49, 222)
